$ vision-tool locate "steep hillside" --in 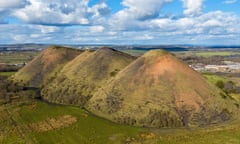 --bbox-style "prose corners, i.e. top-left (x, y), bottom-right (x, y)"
top-left (41, 47), bottom-right (136, 106)
top-left (86, 50), bottom-right (237, 128)
top-left (11, 46), bottom-right (82, 87)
